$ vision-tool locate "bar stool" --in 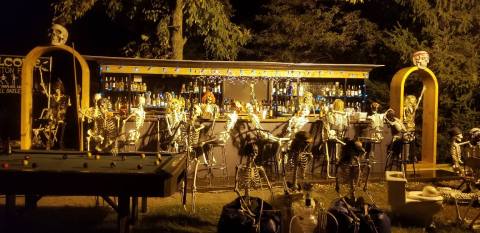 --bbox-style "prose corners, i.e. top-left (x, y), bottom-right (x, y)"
top-left (204, 142), bottom-right (229, 184)
top-left (385, 137), bottom-right (416, 177)
top-left (318, 139), bottom-right (342, 178)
